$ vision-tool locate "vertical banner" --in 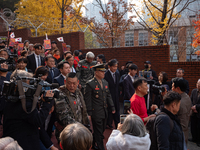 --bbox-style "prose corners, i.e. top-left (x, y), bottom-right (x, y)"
top-left (44, 39), bottom-right (51, 50)
top-left (9, 38), bottom-right (15, 47)
top-left (18, 43), bottom-right (24, 51)
top-left (62, 43), bottom-right (67, 52)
